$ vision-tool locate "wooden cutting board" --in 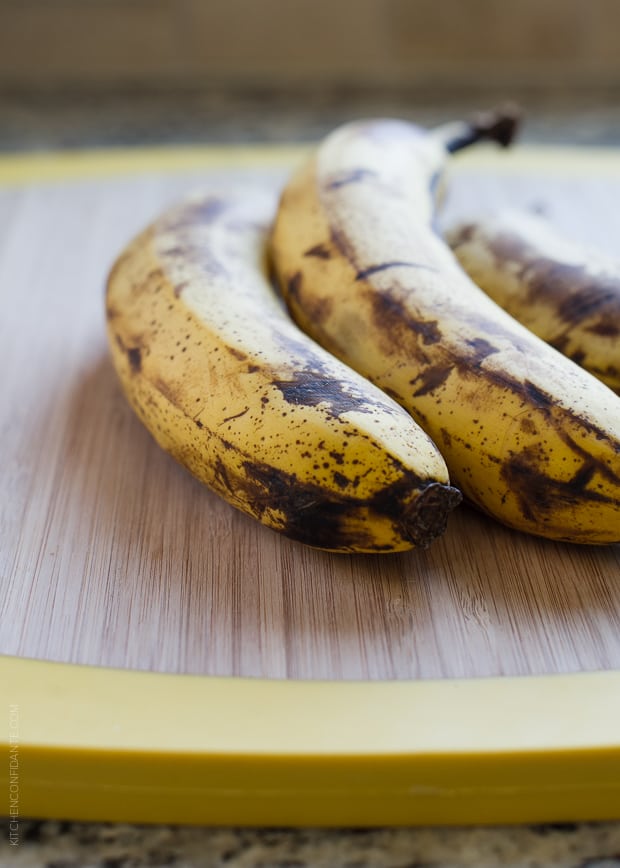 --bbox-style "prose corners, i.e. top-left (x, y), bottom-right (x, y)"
top-left (1, 144), bottom-right (619, 683)
top-left (2, 143), bottom-right (620, 829)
